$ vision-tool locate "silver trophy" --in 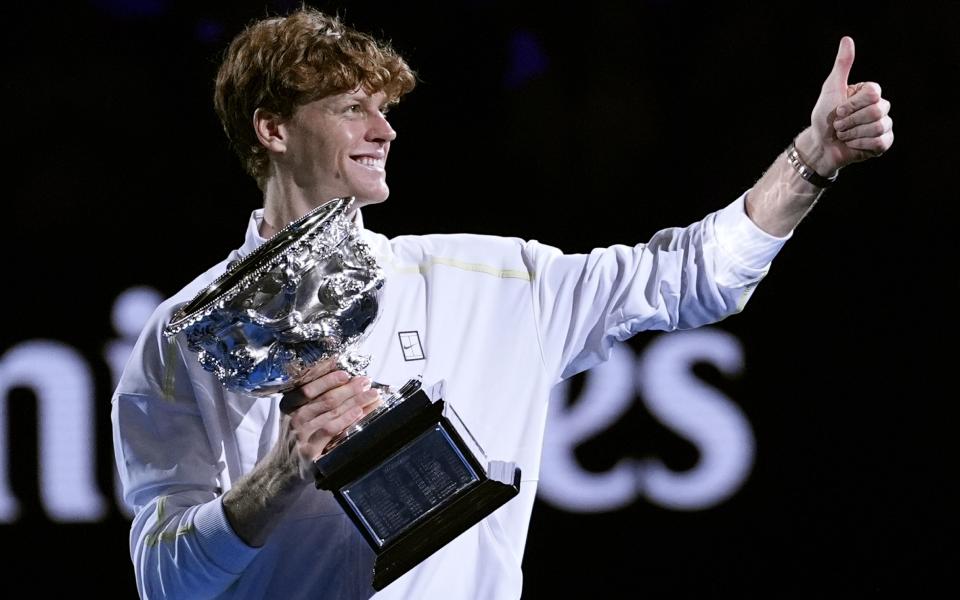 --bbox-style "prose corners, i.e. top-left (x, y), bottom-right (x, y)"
top-left (163, 198), bottom-right (520, 590)
top-left (164, 197), bottom-right (409, 449)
